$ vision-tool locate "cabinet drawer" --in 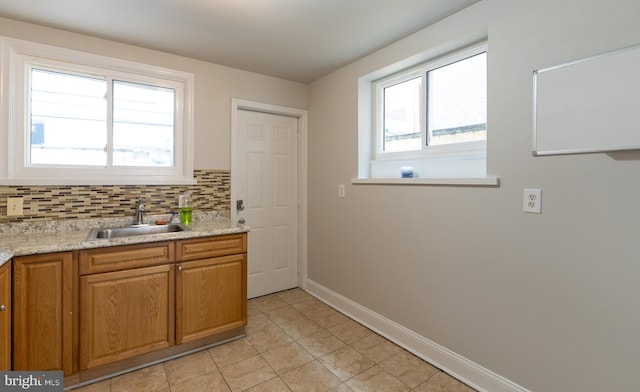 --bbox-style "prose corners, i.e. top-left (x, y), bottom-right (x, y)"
top-left (79, 242), bottom-right (174, 275)
top-left (176, 234), bottom-right (247, 261)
